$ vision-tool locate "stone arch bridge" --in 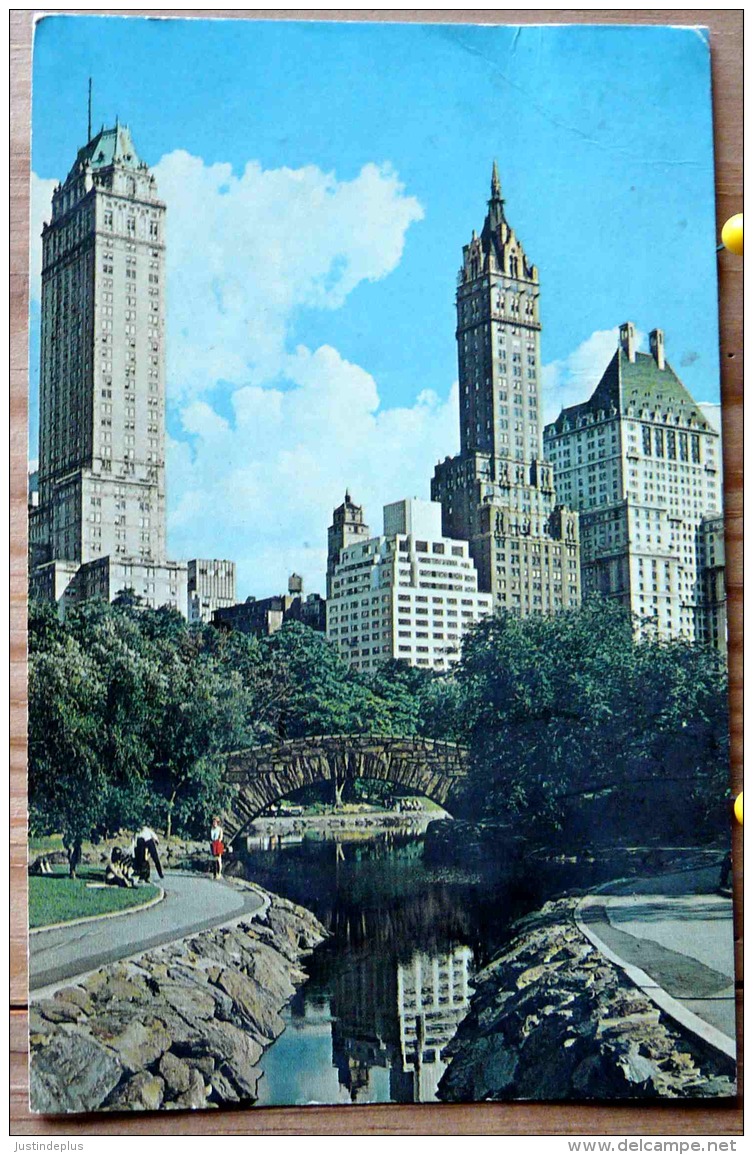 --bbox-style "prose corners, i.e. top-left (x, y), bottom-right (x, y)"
top-left (223, 735), bottom-right (469, 842)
